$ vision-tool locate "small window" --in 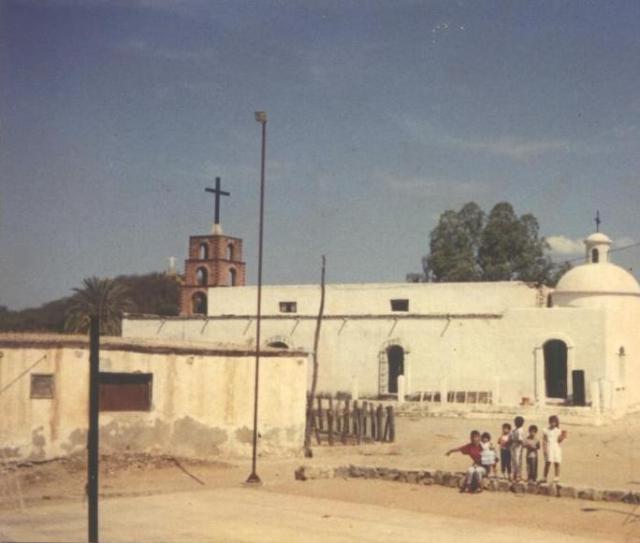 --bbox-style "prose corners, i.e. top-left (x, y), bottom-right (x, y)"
top-left (279, 301), bottom-right (297, 313)
top-left (99, 372), bottom-right (152, 412)
top-left (31, 374), bottom-right (54, 399)
top-left (390, 299), bottom-right (409, 312)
